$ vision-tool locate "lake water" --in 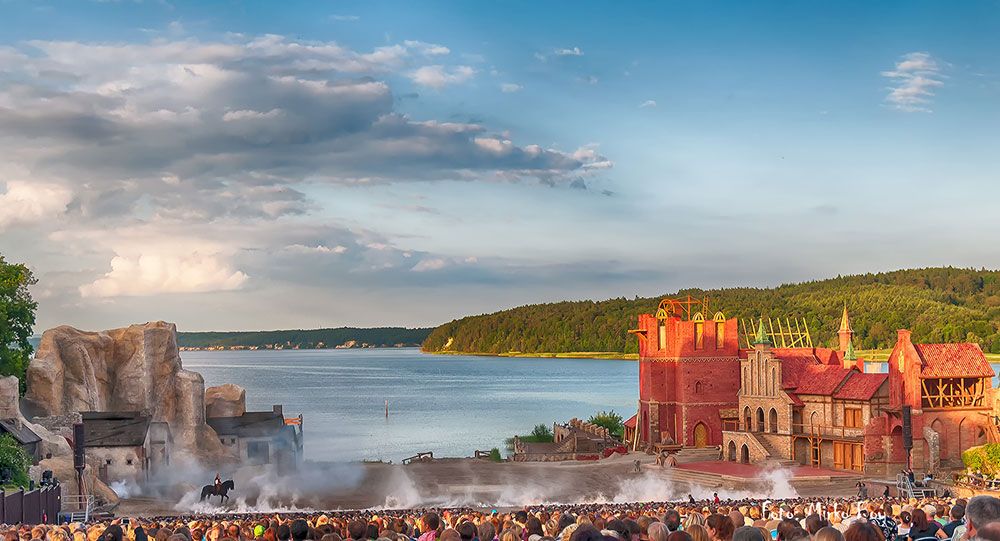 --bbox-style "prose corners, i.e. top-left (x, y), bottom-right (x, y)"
top-left (181, 348), bottom-right (638, 463)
